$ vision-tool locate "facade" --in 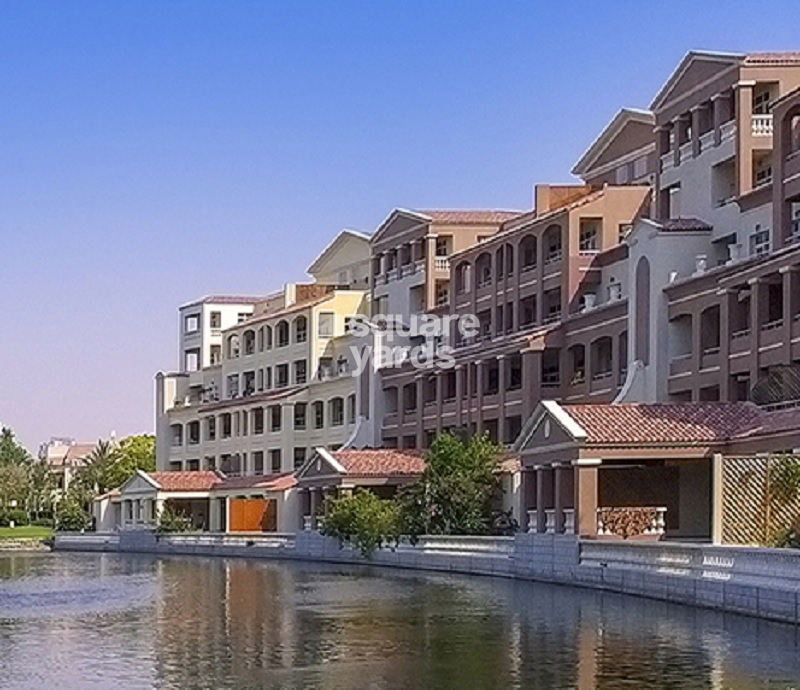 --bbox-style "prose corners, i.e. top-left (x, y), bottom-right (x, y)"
top-left (38, 437), bottom-right (99, 497)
